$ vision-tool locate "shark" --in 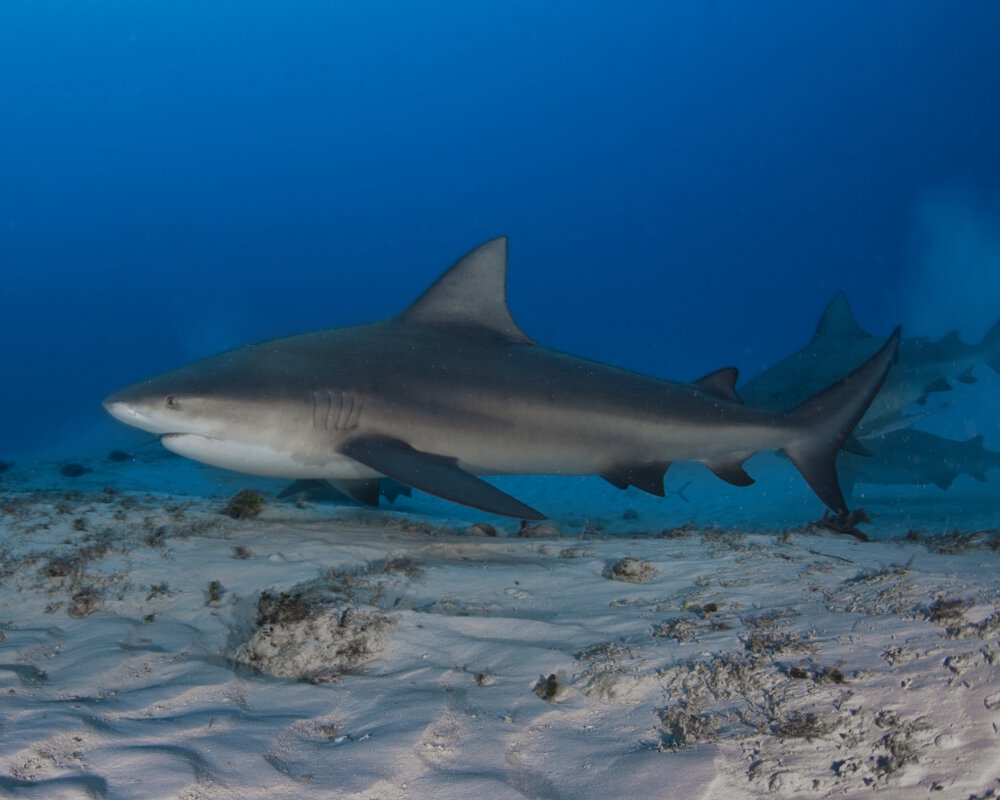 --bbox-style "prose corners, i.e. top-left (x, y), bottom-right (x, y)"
top-left (104, 238), bottom-right (899, 521)
top-left (739, 292), bottom-right (1000, 437)
top-left (837, 428), bottom-right (1000, 498)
